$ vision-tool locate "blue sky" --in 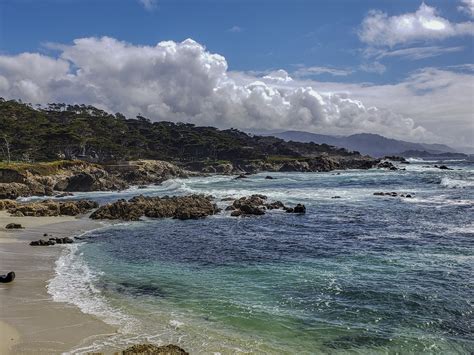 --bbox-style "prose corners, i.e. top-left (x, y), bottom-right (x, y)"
top-left (1, 0), bottom-right (473, 83)
top-left (0, 0), bottom-right (473, 147)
